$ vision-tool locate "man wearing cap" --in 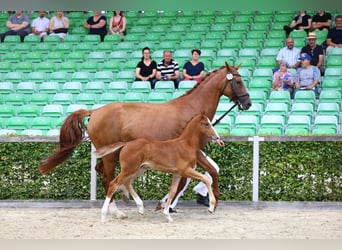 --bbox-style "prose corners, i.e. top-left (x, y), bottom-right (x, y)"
top-left (301, 32), bottom-right (324, 75)
top-left (326, 15), bottom-right (342, 54)
top-left (294, 53), bottom-right (321, 97)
